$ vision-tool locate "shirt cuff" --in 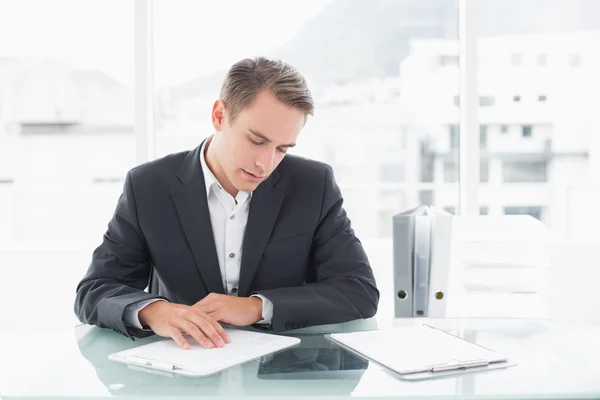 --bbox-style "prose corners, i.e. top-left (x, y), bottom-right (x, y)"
top-left (124, 298), bottom-right (167, 330)
top-left (250, 294), bottom-right (273, 324)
